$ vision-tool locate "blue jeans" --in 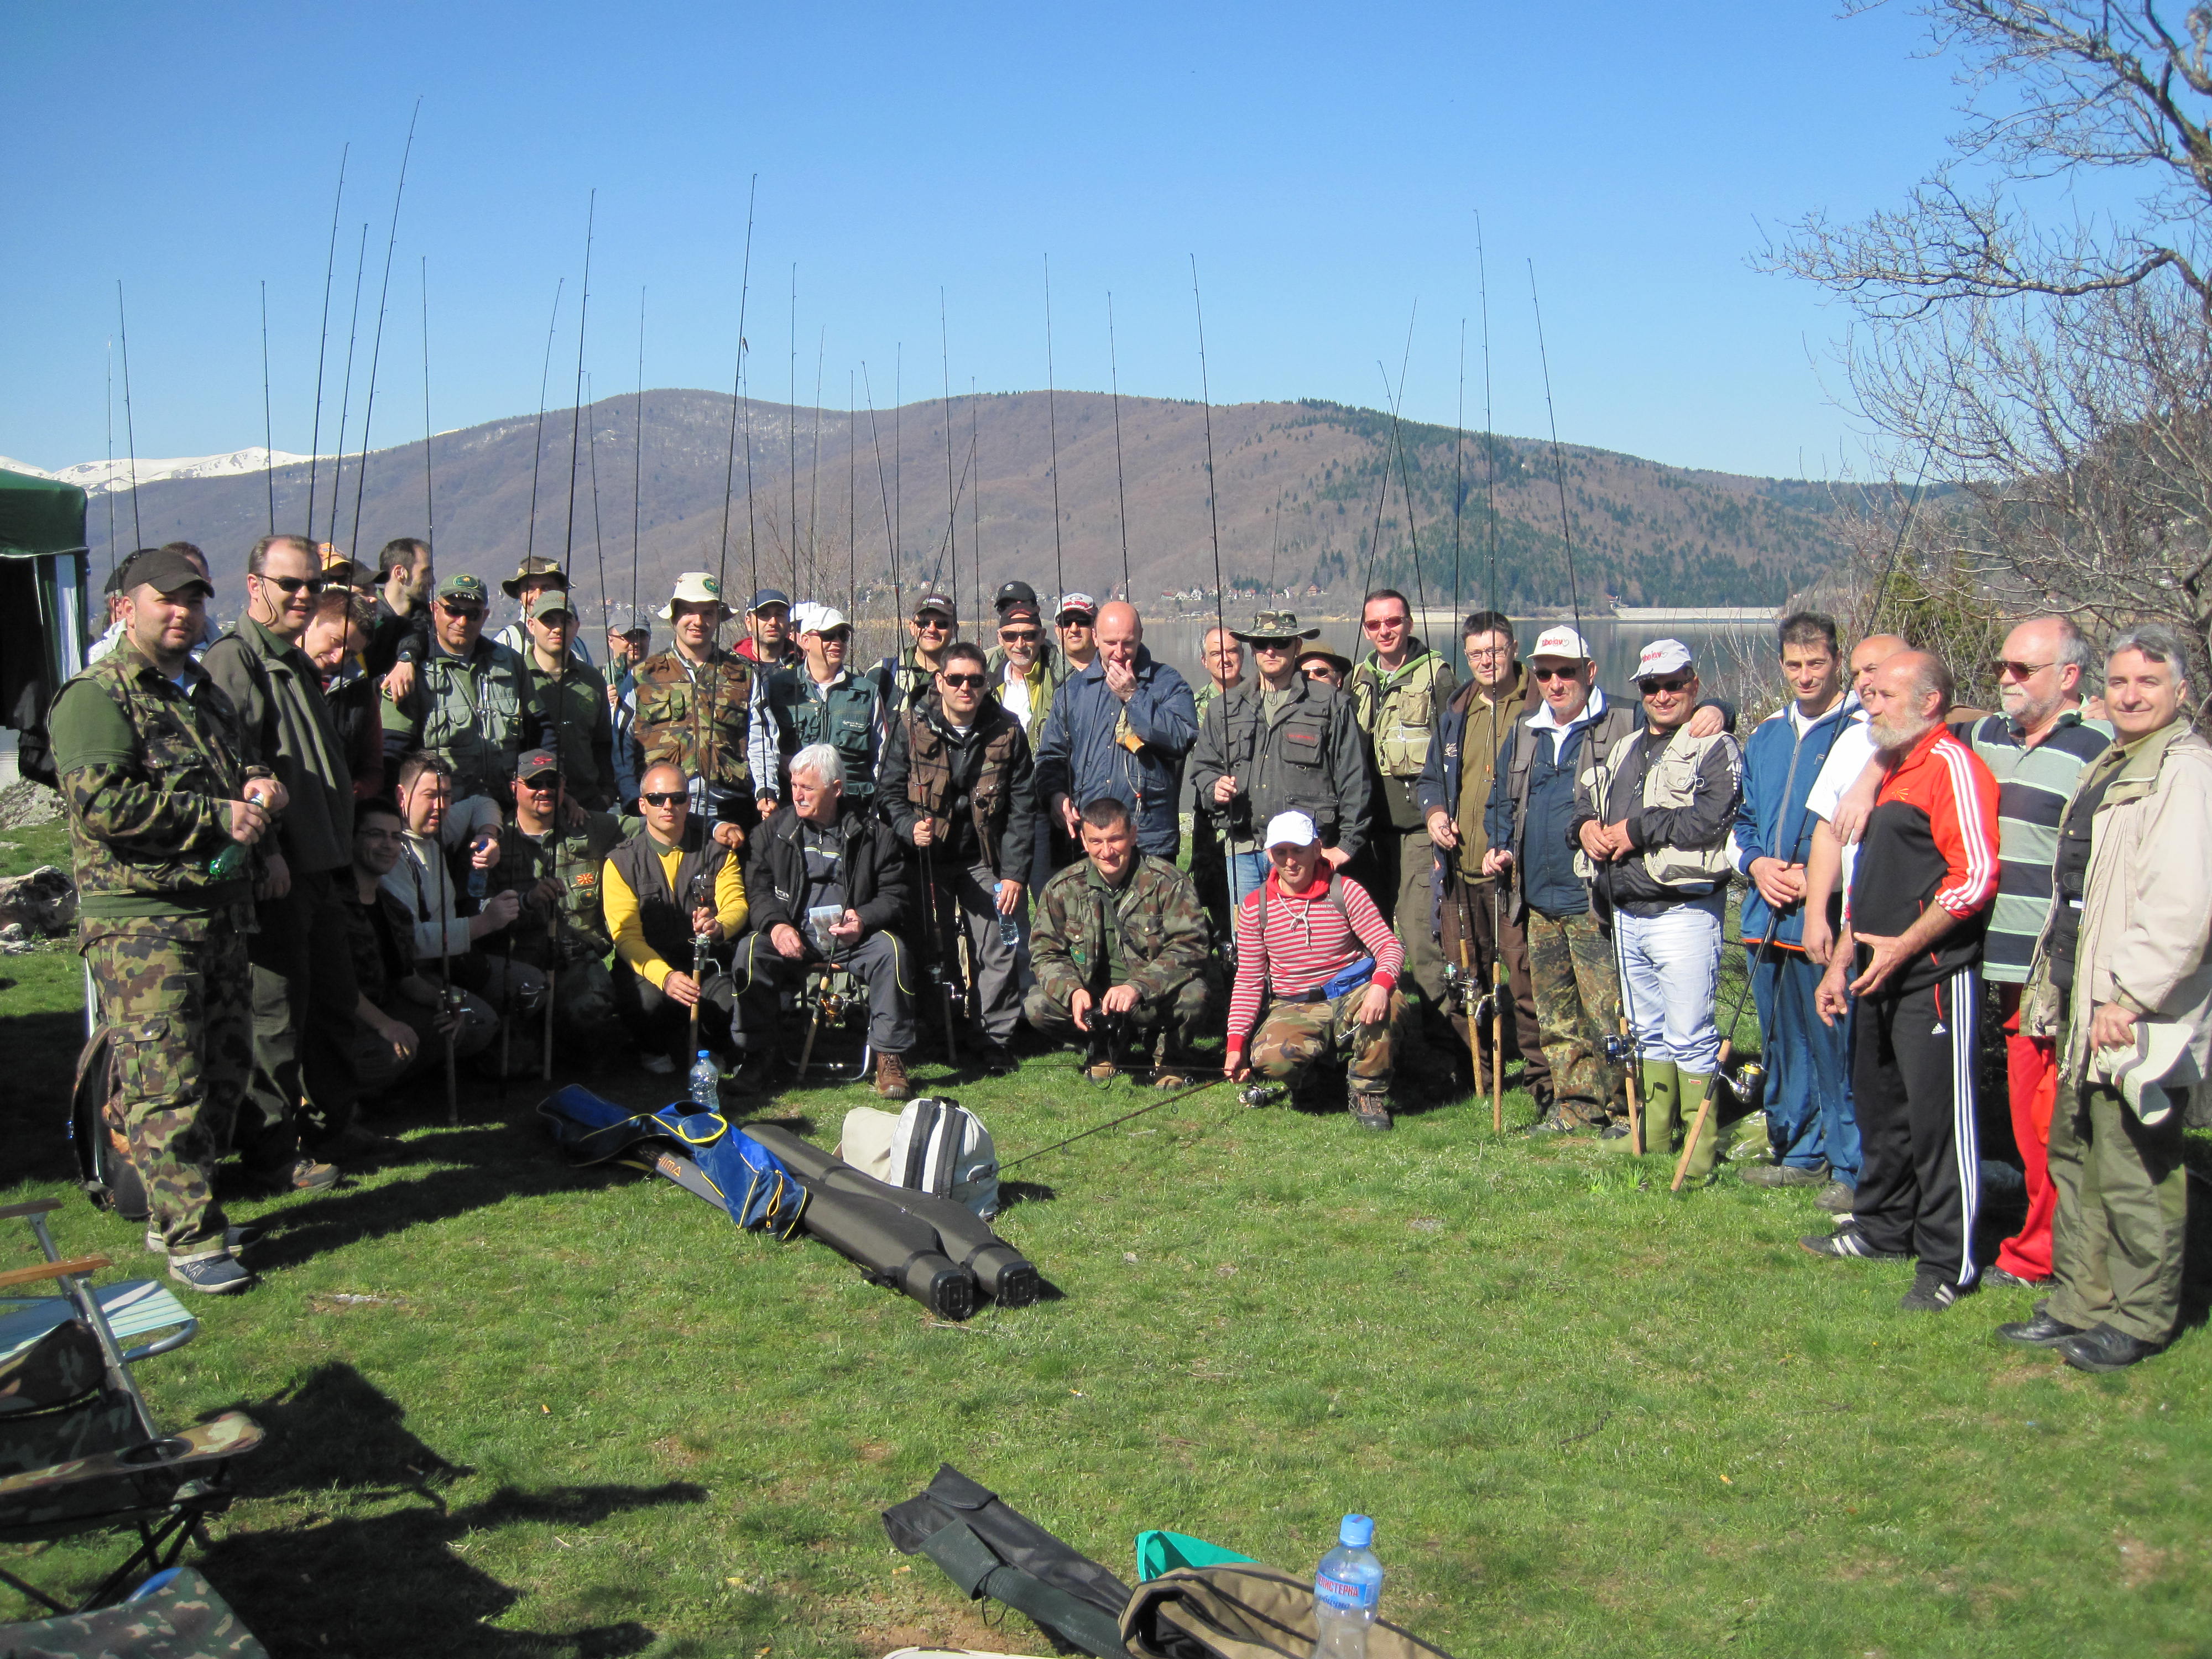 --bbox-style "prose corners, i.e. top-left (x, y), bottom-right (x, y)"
top-left (1227, 850), bottom-right (1269, 909)
top-left (1616, 899), bottom-right (1724, 1074)
top-left (1749, 948), bottom-right (1859, 1181)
